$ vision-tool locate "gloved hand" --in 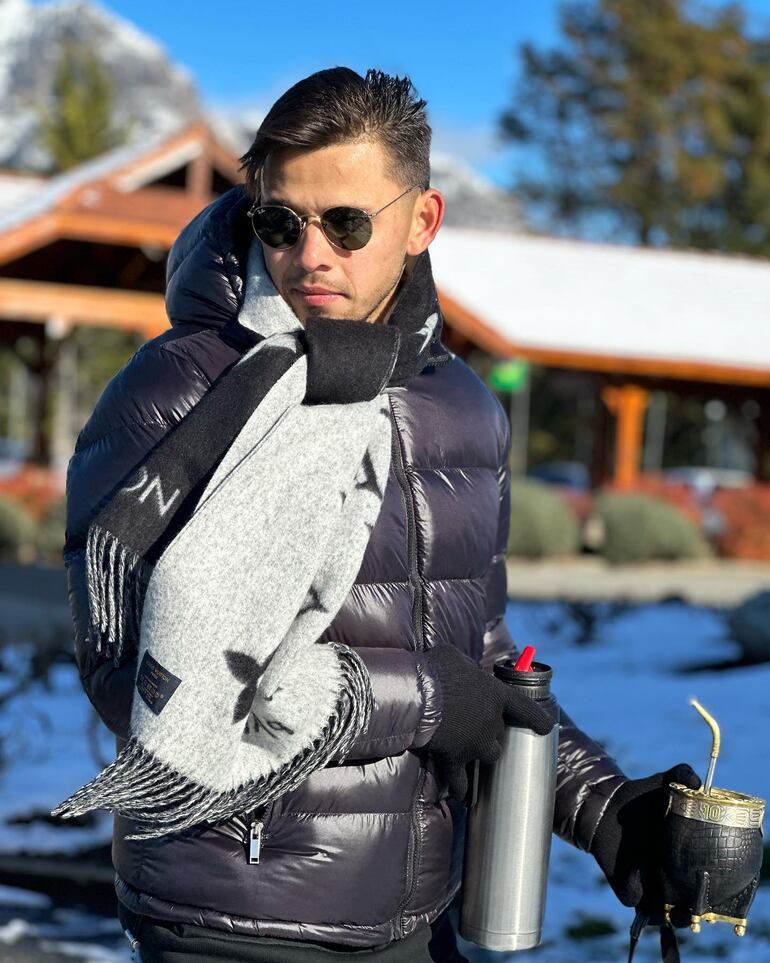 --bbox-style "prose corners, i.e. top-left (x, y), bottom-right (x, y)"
top-left (421, 641), bottom-right (554, 803)
top-left (590, 763), bottom-right (702, 925)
